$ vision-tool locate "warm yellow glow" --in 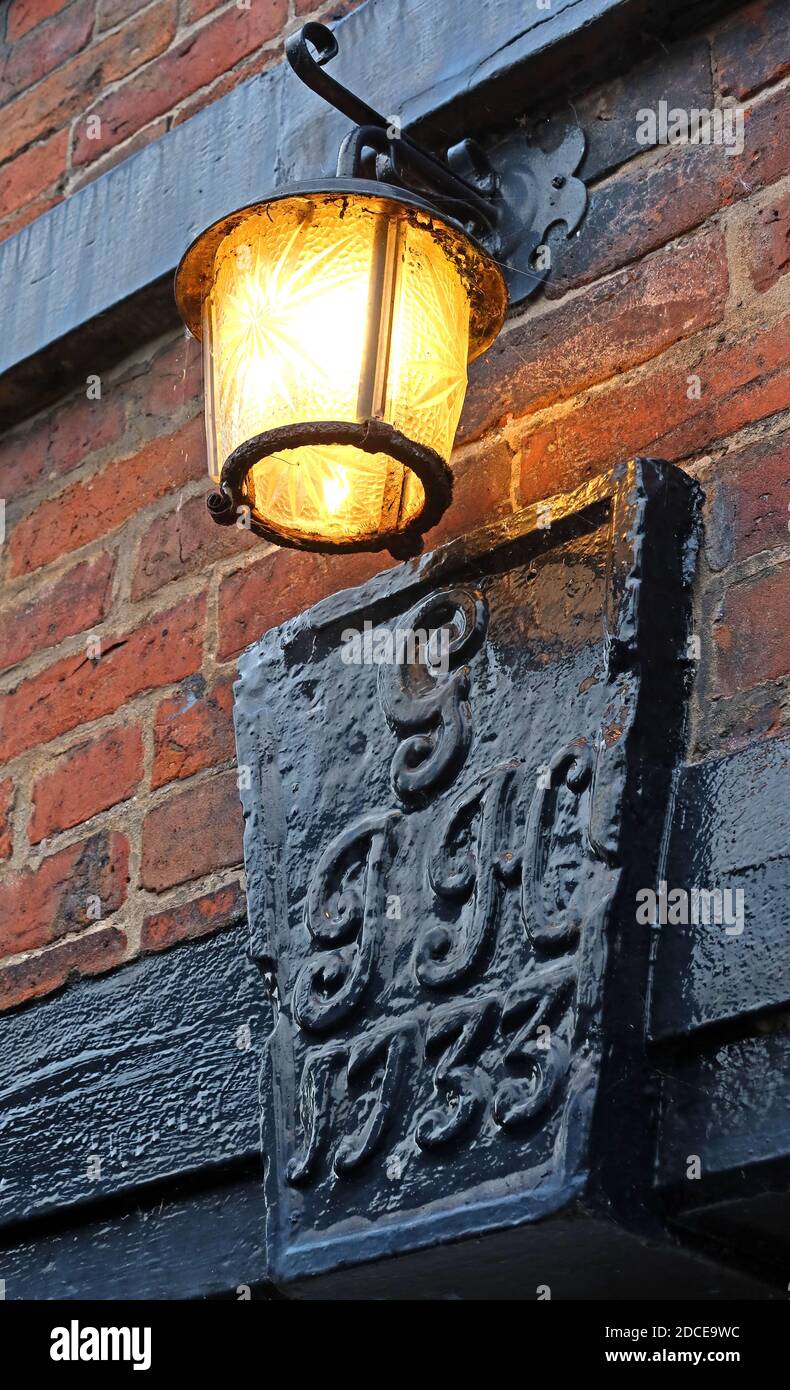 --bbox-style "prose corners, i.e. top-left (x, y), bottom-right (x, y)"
top-left (191, 190), bottom-right (505, 547)
top-left (323, 464), bottom-right (351, 514)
